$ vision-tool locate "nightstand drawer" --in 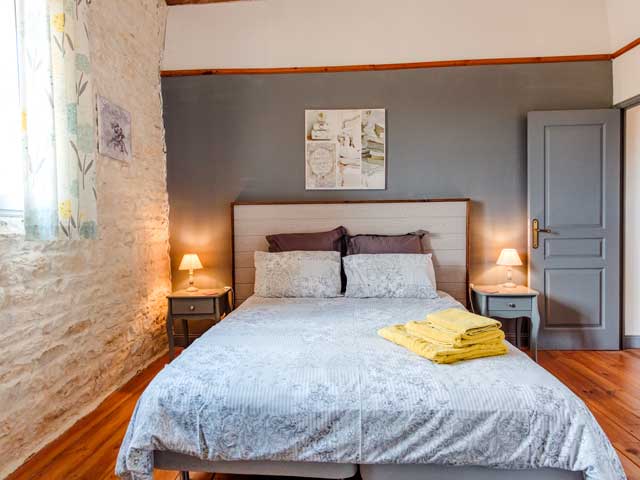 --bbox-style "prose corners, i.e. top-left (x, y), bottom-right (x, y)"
top-left (488, 297), bottom-right (531, 311)
top-left (172, 298), bottom-right (214, 314)
top-left (489, 309), bottom-right (530, 319)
